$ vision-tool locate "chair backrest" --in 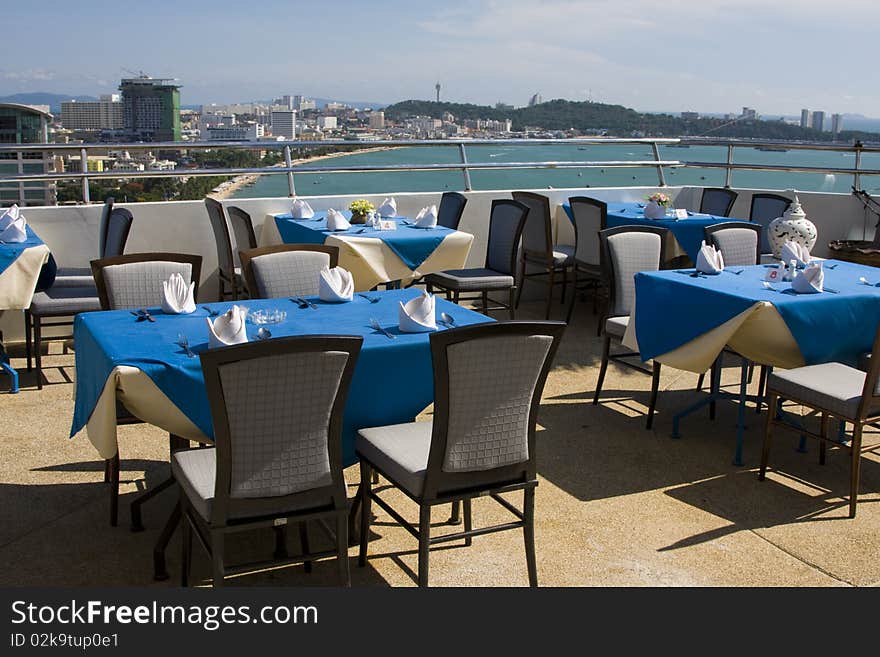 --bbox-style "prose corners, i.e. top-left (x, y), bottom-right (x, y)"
top-left (91, 252), bottom-right (202, 310)
top-left (437, 191), bottom-right (468, 230)
top-left (600, 226), bottom-right (667, 317)
top-left (240, 244), bottom-right (339, 299)
top-left (568, 196), bottom-right (607, 267)
top-left (485, 199), bottom-right (529, 275)
top-left (700, 188), bottom-right (738, 217)
top-left (511, 191), bottom-right (553, 256)
top-left (421, 321), bottom-right (564, 500)
top-left (749, 193), bottom-right (791, 254)
top-left (227, 206), bottom-right (258, 253)
top-left (204, 197), bottom-right (235, 275)
top-left (98, 197), bottom-right (115, 258)
top-left (704, 222), bottom-right (762, 267)
top-left (200, 335), bottom-right (362, 524)
top-left (102, 207), bottom-right (133, 259)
